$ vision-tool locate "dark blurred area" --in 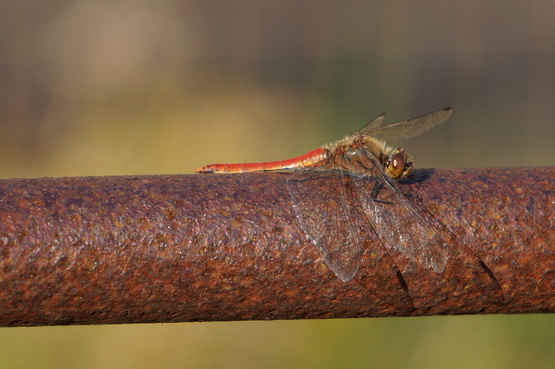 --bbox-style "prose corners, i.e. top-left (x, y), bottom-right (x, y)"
top-left (1, 1), bottom-right (555, 368)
